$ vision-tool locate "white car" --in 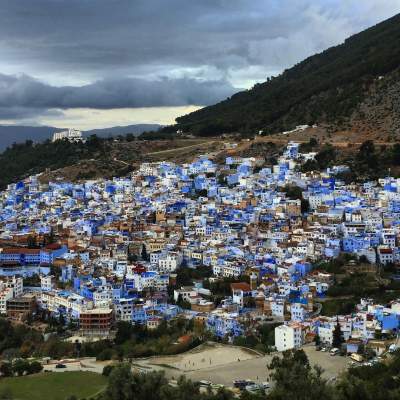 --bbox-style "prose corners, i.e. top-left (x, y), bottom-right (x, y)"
top-left (261, 382), bottom-right (270, 389)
